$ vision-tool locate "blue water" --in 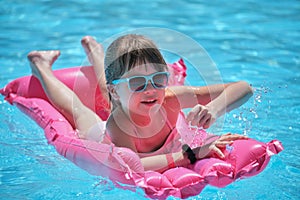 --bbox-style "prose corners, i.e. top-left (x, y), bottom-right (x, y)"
top-left (0, 0), bottom-right (299, 199)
